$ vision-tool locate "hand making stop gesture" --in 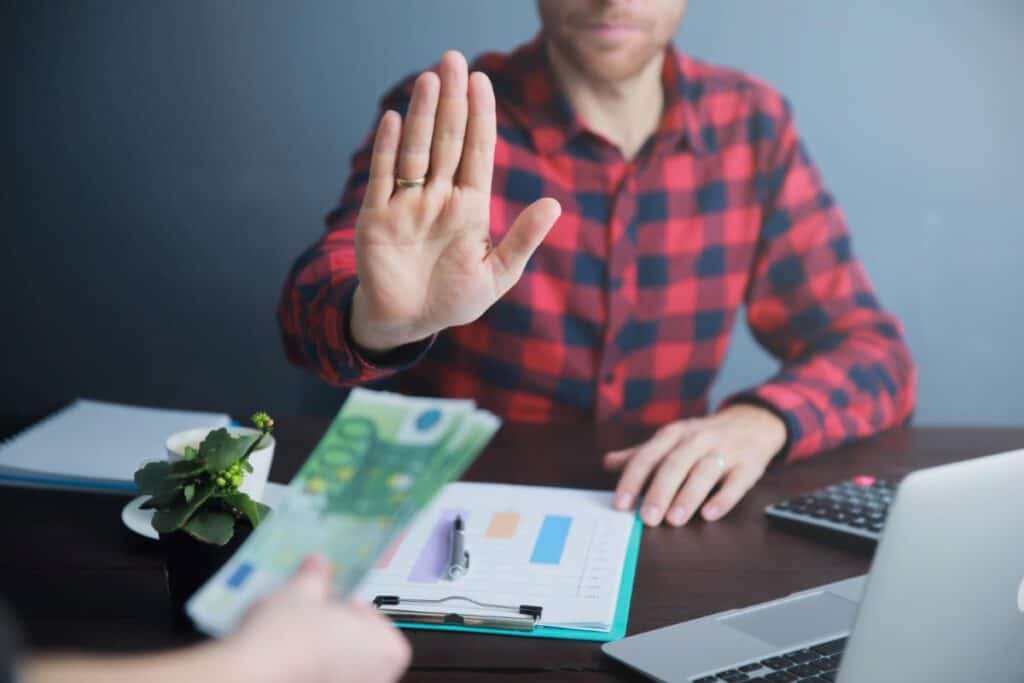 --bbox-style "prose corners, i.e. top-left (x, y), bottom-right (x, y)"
top-left (350, 50), bottom-right (561, 353)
